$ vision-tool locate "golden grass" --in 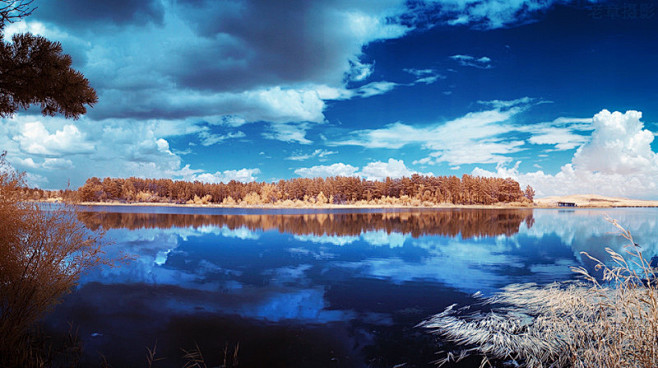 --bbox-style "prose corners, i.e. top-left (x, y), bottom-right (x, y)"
top-left (421, 219), bottom-right (658, 368)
